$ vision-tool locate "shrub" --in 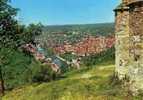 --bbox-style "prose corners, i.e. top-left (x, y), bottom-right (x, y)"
top-left (81, 47), bottom-right (115, 66)
top-left (32, 64), bottom-right (57, 83)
